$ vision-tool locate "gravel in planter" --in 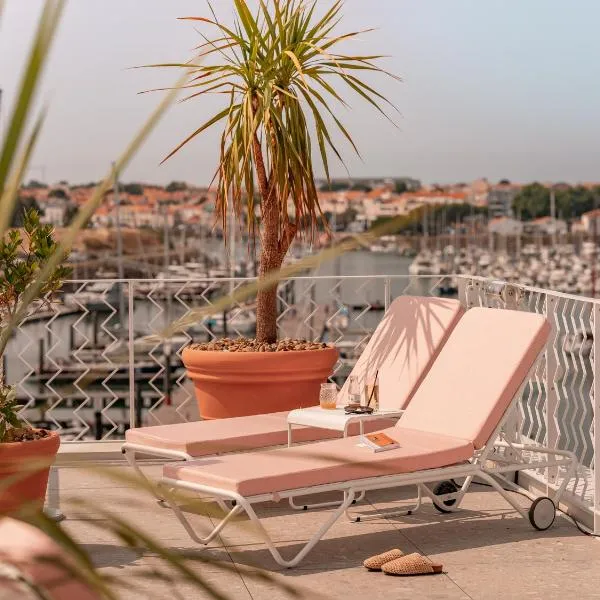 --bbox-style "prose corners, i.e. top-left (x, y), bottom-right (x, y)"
top-left (3, 428), bottom-right (51, 443)
top-left (188, 338), bottom-right (334, 353)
